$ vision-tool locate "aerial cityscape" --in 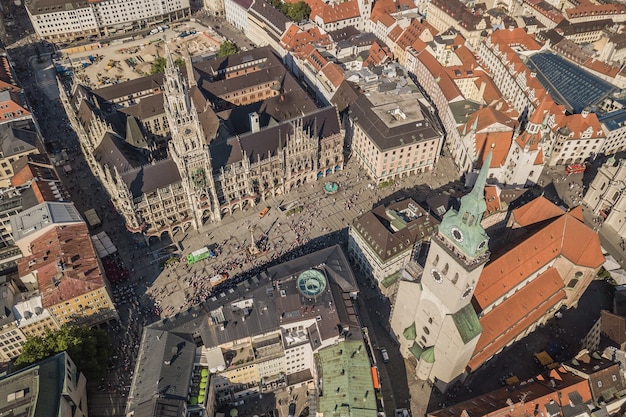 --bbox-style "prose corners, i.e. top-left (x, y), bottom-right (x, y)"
top-left (1, 0), bottom-right (626, 416)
